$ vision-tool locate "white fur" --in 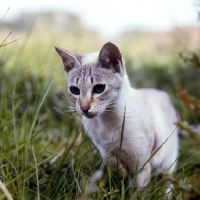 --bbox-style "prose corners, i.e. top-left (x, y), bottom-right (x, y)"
top-left (81, 52), bottom-right (99, 65)
top-left (55, 43), bottom-right (179, 188)
top-left (82, 66), bottom-right (178, 187)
